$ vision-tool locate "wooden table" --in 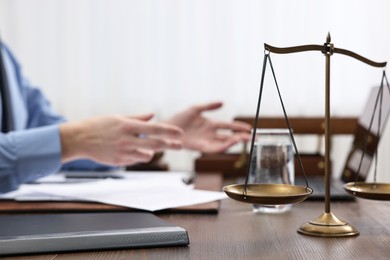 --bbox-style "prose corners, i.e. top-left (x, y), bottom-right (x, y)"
top-left (3, 194), bottom-right (390, 259)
